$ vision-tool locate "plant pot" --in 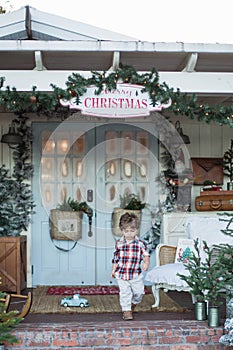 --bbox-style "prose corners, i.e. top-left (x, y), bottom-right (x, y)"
top-left (49, 209), bottom-right (83, 241)
top-left (227, 182), bottom-right (233, 190)
top-left (208, 306), bottom-right (220, 327)
top-left (195, 301), bottom-right (207, 321)
top-left (112, 208), bottom-right (141, 237)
